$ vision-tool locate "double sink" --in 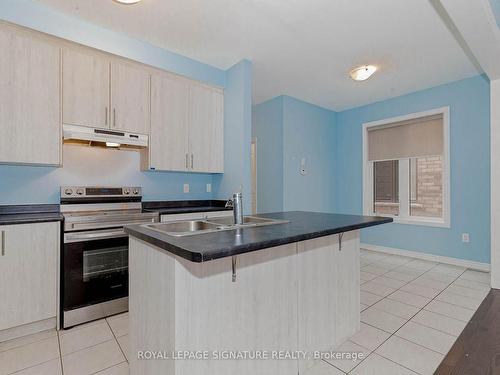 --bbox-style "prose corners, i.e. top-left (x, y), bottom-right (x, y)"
top-left (143, 215), bottom-right (289, 237)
